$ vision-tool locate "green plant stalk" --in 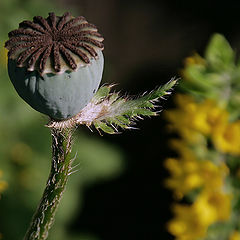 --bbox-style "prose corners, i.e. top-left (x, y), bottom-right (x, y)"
top-left (24, 127), bottom-right (75, 240)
